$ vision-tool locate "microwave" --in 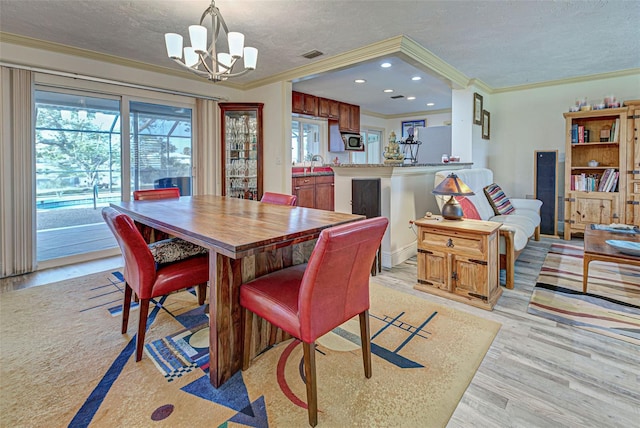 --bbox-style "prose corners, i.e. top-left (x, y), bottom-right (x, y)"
top-left (342, 133), bottom-right (364, 151)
